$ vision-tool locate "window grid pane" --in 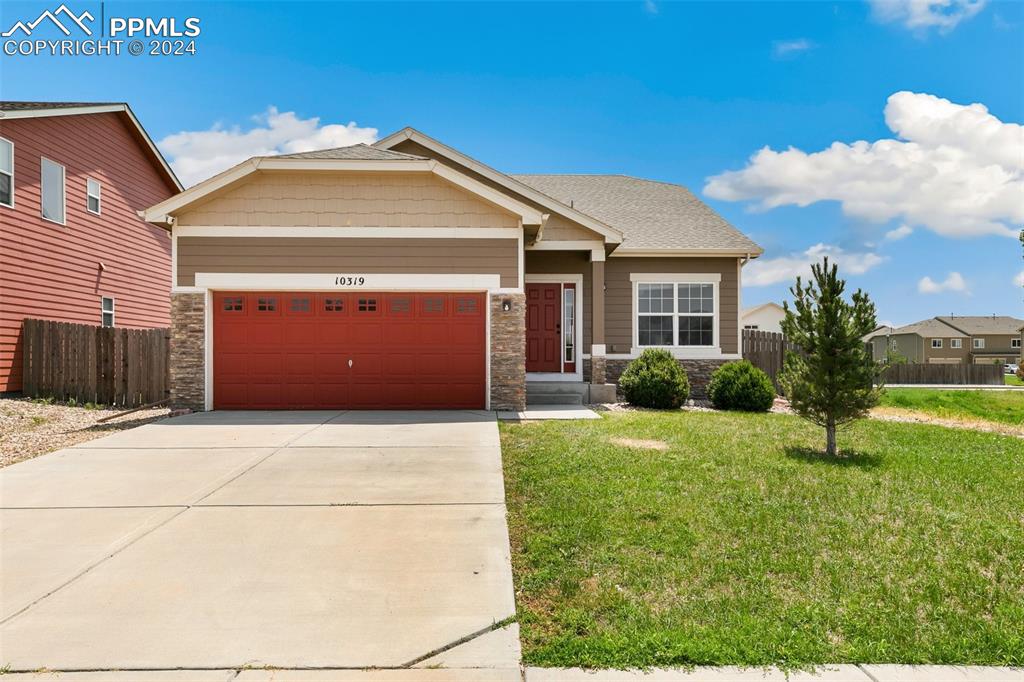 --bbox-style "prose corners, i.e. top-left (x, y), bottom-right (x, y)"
top-left (0, 139), bottom-right (11, 174)
top-left (678, 315), bottom-right (713, 346)
top-left (639, 315), bottom-right (674, 346)
top-left (41, 159), bottom-right (64, 223)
